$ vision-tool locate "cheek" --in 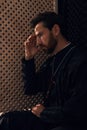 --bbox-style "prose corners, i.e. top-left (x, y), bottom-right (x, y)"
top-left (41, 36), bottom-right (48, 44)
top-left (42, 35), bottom-right (47, 40)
